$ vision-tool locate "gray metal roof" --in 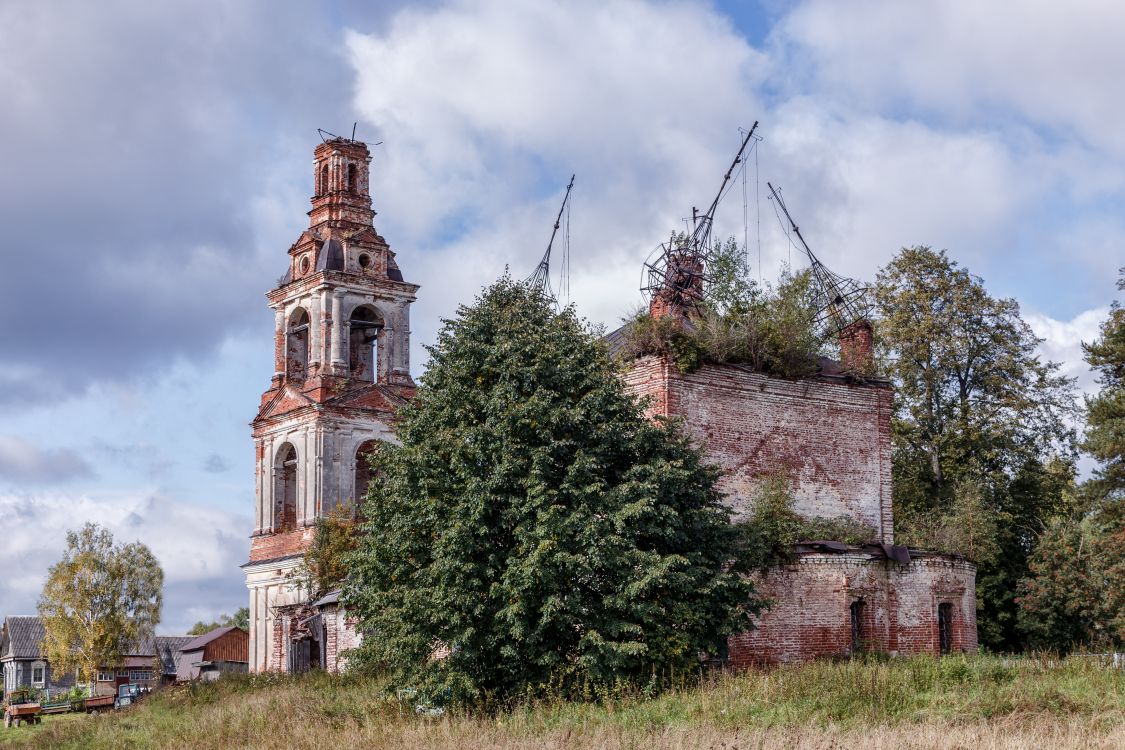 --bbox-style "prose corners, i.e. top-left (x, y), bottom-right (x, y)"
top-left (154, 636), bottom-right (194, 673)
top-left (2, 616), bottom-right (45, 660)
top-left (2, 617), bottom-right (189, 665)
top-left (315, 238), bottom-right (345, 271)
top-left (179, 626), bottom-right (243, 653)
top-left (311, 589), bottom-right (341, 608)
